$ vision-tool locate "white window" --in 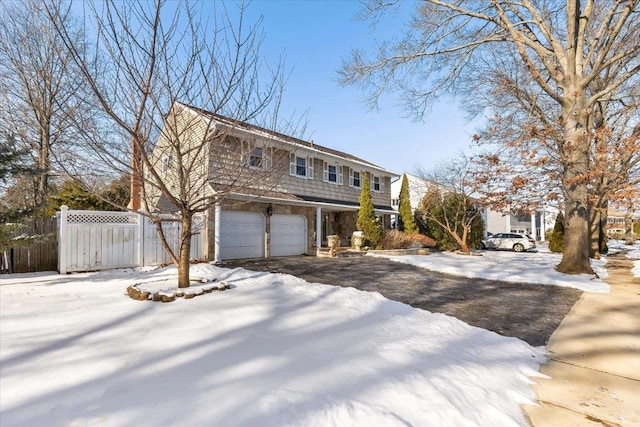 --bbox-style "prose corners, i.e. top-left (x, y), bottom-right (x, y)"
top-left (372, 175), bottom-right (382, 192)
top-left (289, 154), bottom-right (314, 179)
top-left (323, 161), bottom-right (343, 184)
top-left (349, 169), bottom-right (361, 188)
